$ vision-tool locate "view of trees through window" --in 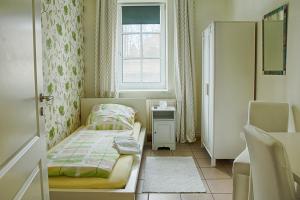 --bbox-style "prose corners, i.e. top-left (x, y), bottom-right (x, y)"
top-left (122, 24), bottom-right (162, 83)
